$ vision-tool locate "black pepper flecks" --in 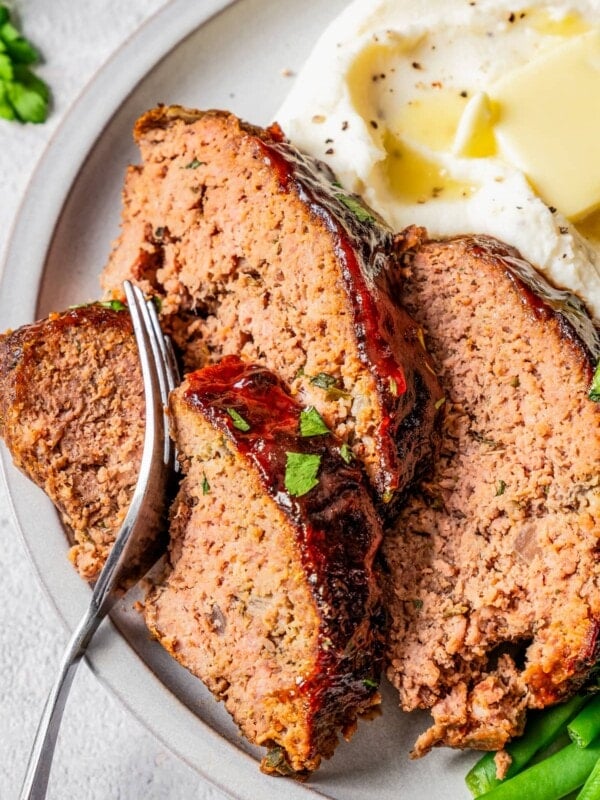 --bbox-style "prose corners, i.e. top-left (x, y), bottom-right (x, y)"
top-left (412, 61), bottom-right (422, 69)
top-left (341, 120), bottom-right (349, 131)
top-left (559, 226), bottom-right (569, 234)
top-left (370, 120), bottom-right (379, 129)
